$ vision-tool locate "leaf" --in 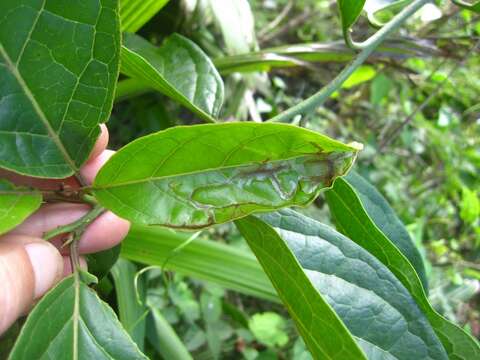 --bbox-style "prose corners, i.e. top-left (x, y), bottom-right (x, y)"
top-left (93, 123), bottom-right (361, 229)
top-left (460, 186), bottom-right (480, 224)
top-left (122, 224), bottom-right (277, 302)
top-left (208, 0), bottom-right (256, 55)
top-left (120, 0), bottom-right (170, 32)
top-left (147, 308), bottom-right (194, 360)
top-left (0, 0), bottom-right (120, 178)
top-left (0, 179), bottom-right (41, 235)
top-left (121, 33), bottom-right (224, 123)
top-left (364, 0), bottom-right (412, 26)
top-left (249, 312), bottom-right (289, 348)
top-left (451, 0), bottom-right (480, 13)
top-left (9, 271), bottom-right (147, 359)
top-left (333, 172), bottom-right (429, 289)
top-left (336, 0), bottom-right (366, 36)
top-left (86, 243), bottom-right (122, 281)
top-left (235, 215), bottom-right (367, 360)
top-left (239, 210), bottom-right (450, 359)
top-left (111, 259), bottom-right (147, 351)
top-left (325, 175), bottom-right (480, 359)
